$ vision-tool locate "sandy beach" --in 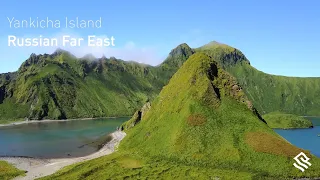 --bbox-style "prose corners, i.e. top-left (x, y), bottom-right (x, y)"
top-left (0, 130), bottom-right (126, 180)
